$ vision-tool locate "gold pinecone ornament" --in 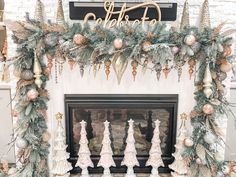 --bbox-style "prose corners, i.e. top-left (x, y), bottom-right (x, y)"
top-left (180, 0), bottom-right (190, 30)
top-left (56, 0), bottom-right (65, 25)
top-left (199, 0), bottom-right (211, 31)
top-left (34, 0), bottom-right (44, 25)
